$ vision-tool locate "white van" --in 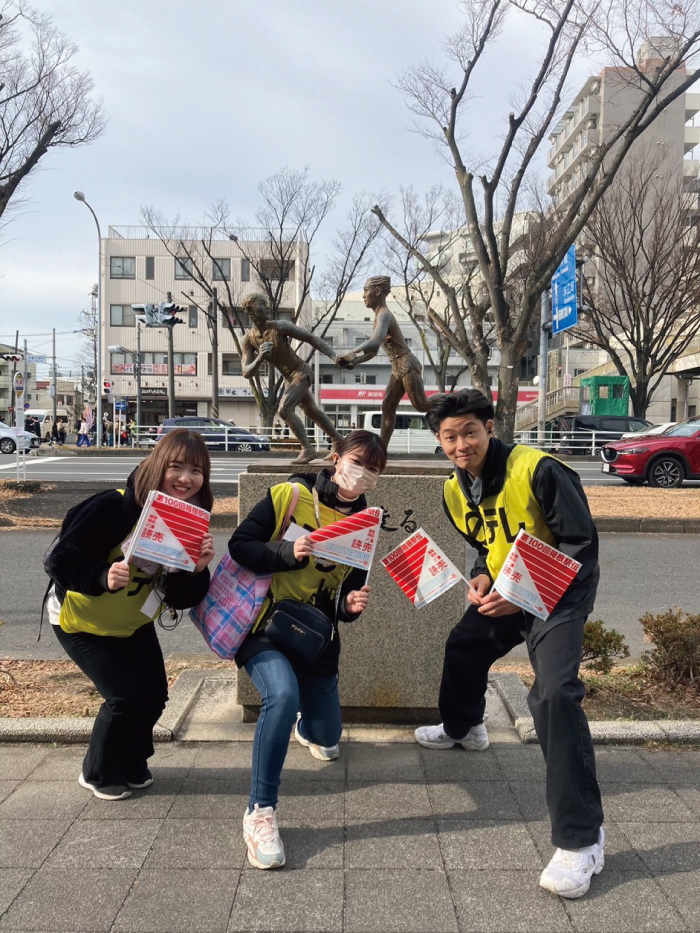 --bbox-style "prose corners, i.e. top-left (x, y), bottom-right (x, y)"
top-left (362, 410), bottom-right (442, 455)
top-left (23, 409), bottom-right (70, 442)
